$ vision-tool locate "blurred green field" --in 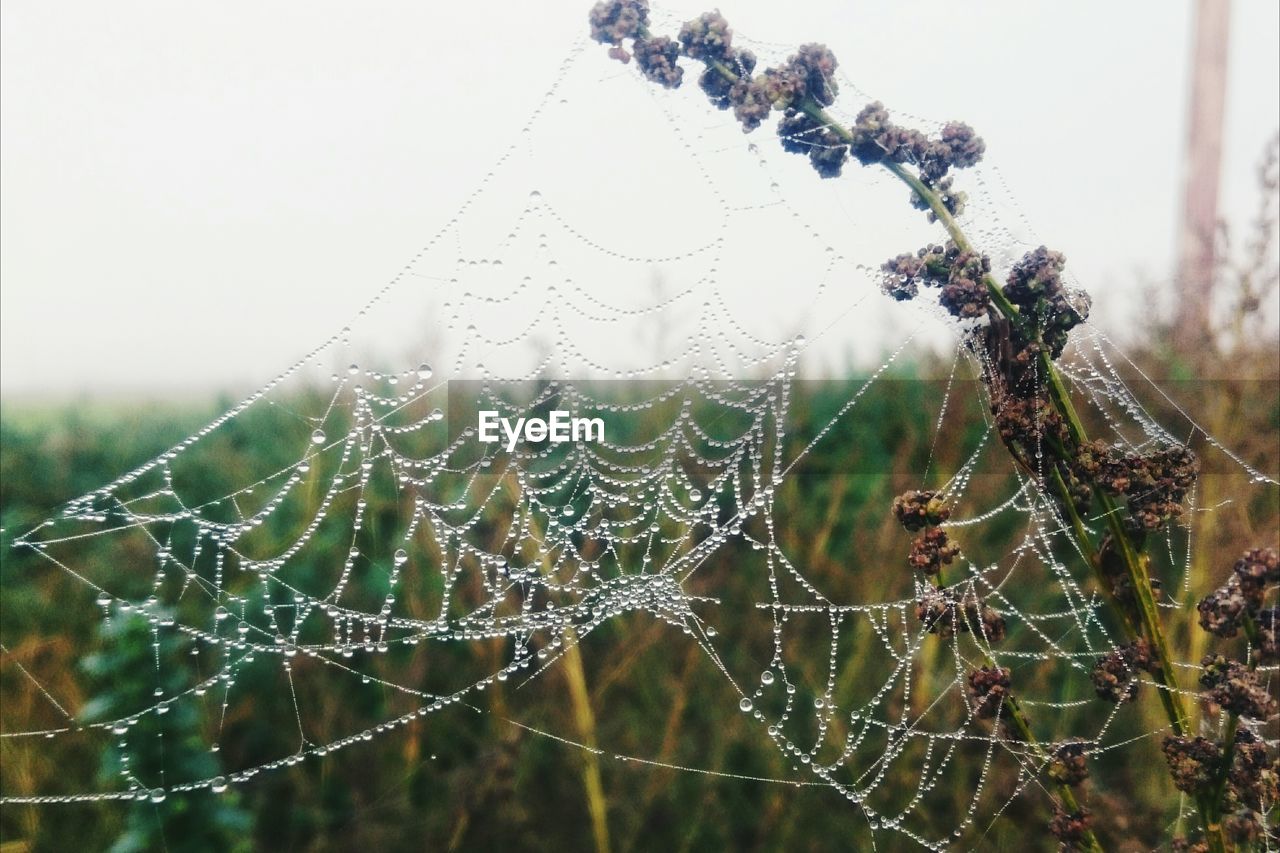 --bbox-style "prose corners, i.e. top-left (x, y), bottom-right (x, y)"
top-left (1, 354), bottom-right (1276, 852)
